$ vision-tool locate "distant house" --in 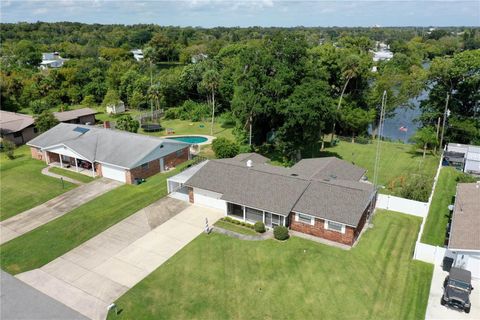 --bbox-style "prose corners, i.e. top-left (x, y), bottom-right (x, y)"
top-left (445, 143), bottom-right (480, 175)
top-left (106, 101), bottom-right (125, 115)
top-left (191, 53), bottom-right (208, 64)
top-left (131, 49), bottom-right (144, 61)
top-left (54, 108), bottom-right (97, 125)
top-left (167, 153), bottom-right (377, 246)
top-left (448, 182), bottom-right (480, 278)
top-left (40, 52), bottom-right (67, 69)
top-left (28, 123), bottom-right (191, 183)
top-left (0, 111), bottom-right (38, 145)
